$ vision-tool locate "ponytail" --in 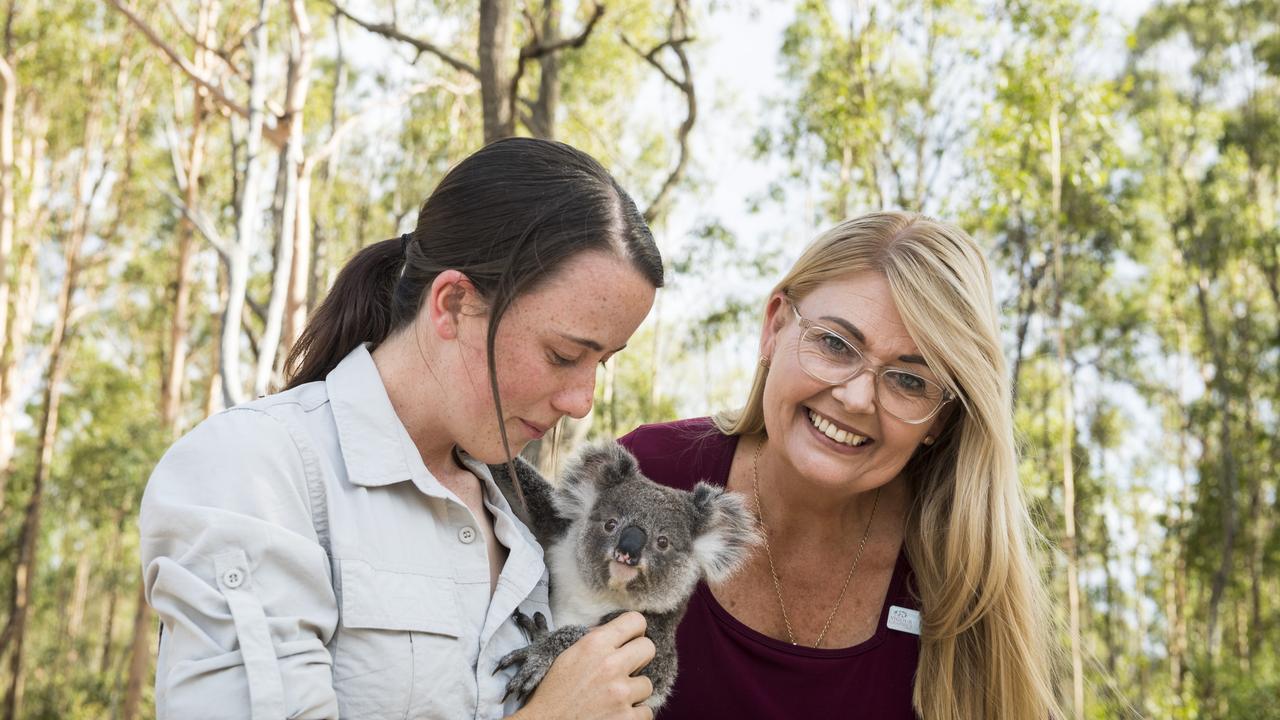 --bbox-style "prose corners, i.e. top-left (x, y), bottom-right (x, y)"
top-left (282, 138), bottom-right (663, 478)
top-left (283, 234), bottom-right (410, 389)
